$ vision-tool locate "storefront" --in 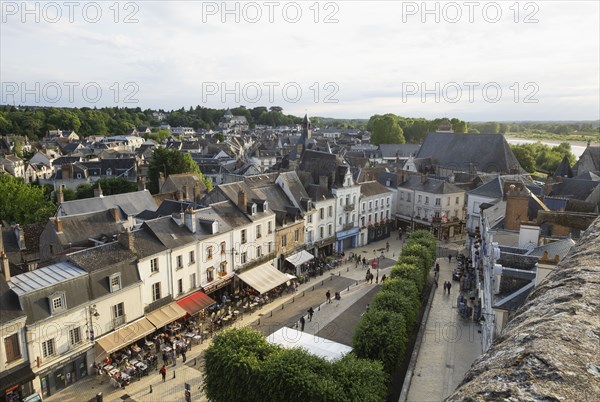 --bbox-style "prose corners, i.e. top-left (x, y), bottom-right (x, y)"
top-left (367, 221), bottom-right (392, 243)
top-left (39, 352), bottom-right (88, 399)
top-left (0, 364), bottom-right (36, 402)
top-left (312, 236), bottom-right (335, 259)
top-left (94, 317), bottom-right (156, 362)
top-left (335, 227), bottom-right (359, 253)
top-left (202, 273), bottom-right (235, 304)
